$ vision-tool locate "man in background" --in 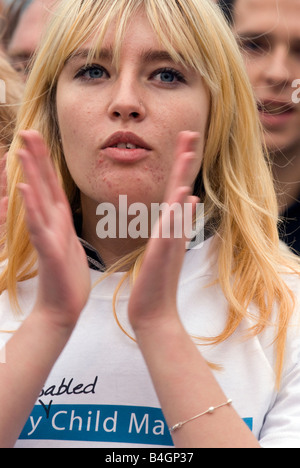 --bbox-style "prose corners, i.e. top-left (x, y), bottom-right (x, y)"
top-left (1, 0), bottom-right (55, 78)
top-left (218, 0), bottom-right (300, 254)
